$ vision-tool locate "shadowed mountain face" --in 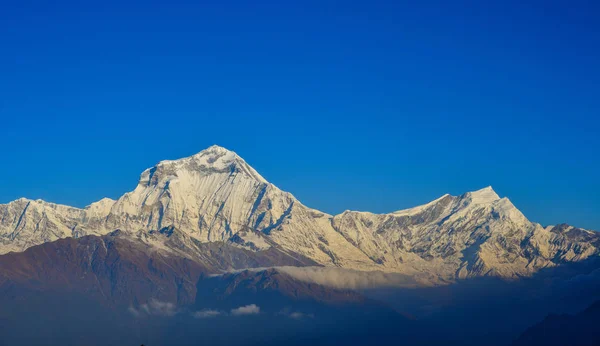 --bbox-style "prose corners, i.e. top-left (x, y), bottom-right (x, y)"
top-left (0, 229), bottom-right (319, 307)
top-left (513, 300), bottom-right (600, 346)
top-left (0, 232), bottom-right (205, 306)
top-left (195, 268), bottom-right (374, 310)
top-left (0, 232), bottom-right (421, 346)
